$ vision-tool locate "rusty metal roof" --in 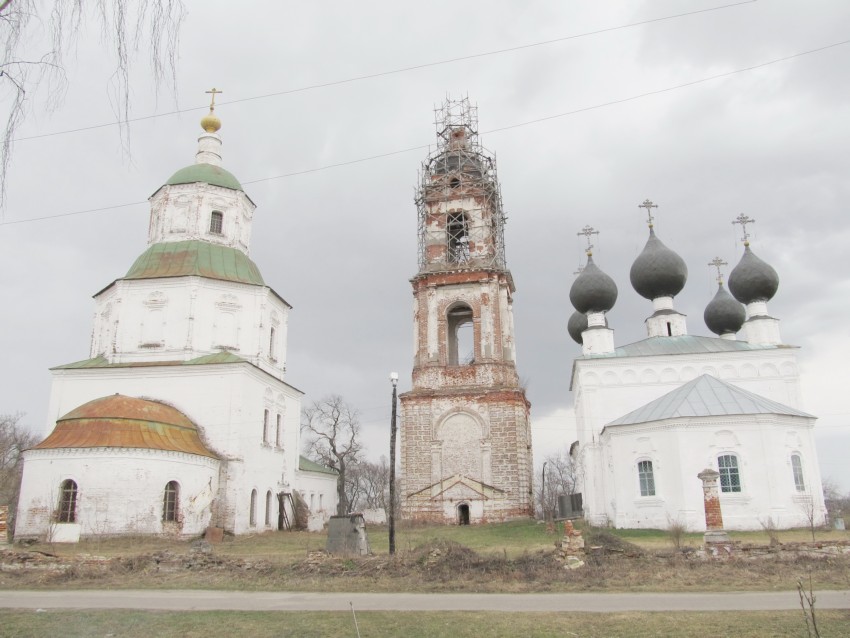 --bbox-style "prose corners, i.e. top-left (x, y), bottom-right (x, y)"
top-left (33, 394), bottom-right (218, 459)
top-left (125, 240), bottom-right (265, 285)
